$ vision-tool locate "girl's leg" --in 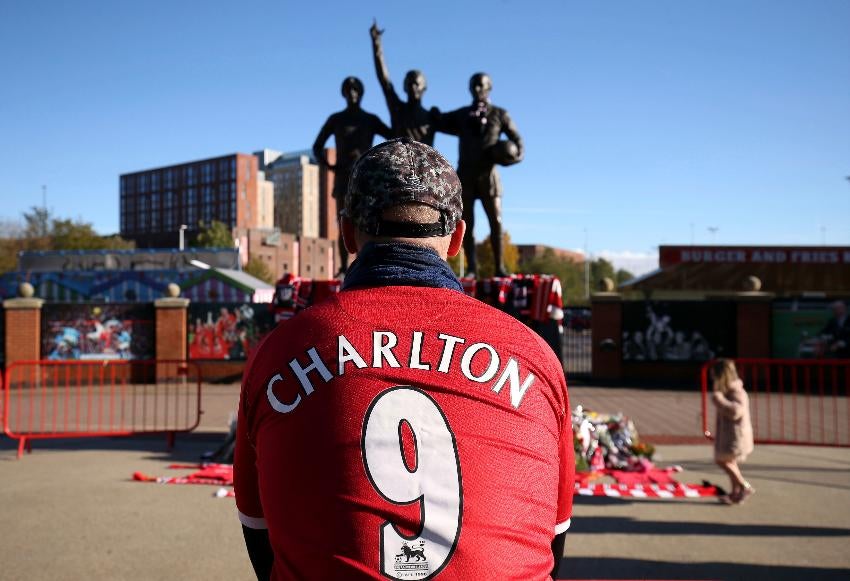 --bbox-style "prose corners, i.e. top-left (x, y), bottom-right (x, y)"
top-left (716, 459), bottom-right (745, 498)
top-left (718, 459), bottom-right (755, 503)
top-left (725, 460), bottom-right (747, 494)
